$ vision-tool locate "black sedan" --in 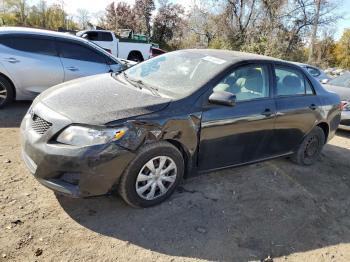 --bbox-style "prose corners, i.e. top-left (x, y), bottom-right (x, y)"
top-left (21, 49), bottom-right (341, 207)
